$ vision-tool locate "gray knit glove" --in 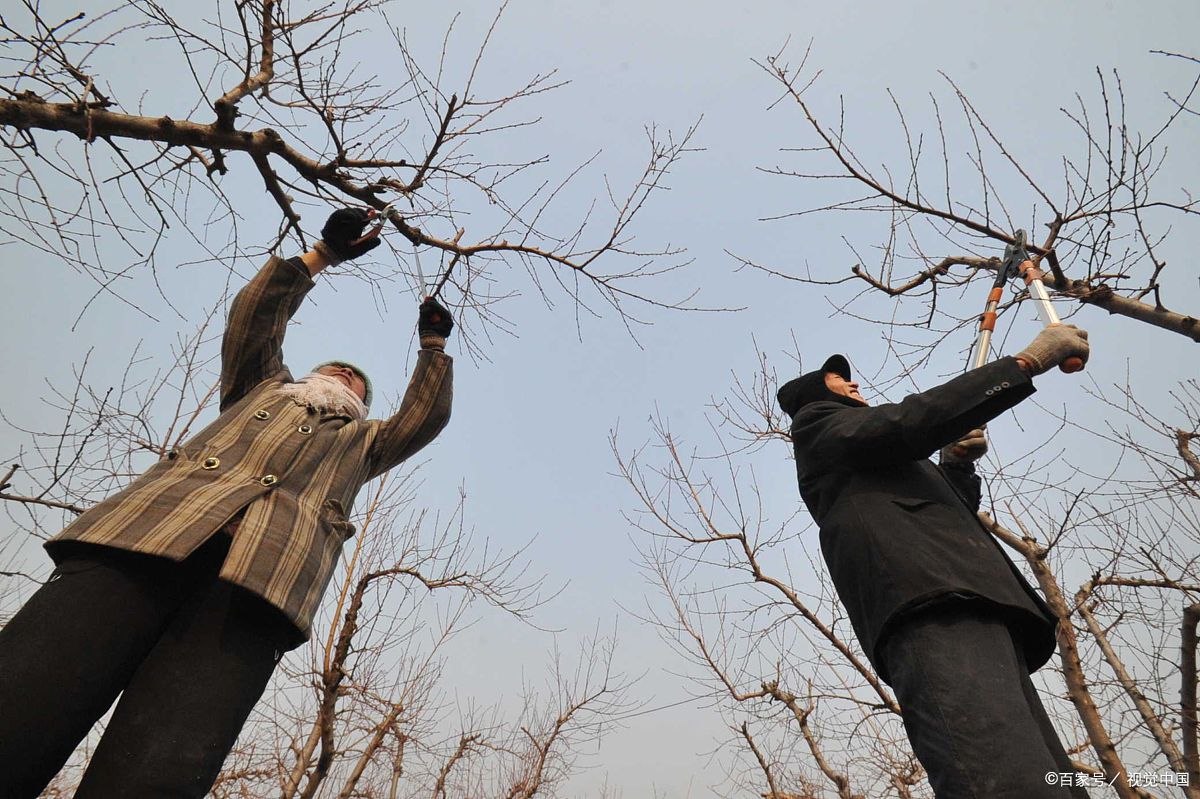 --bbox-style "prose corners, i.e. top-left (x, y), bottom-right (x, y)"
top-left (941, 428), bottom-right (988, 465)
top-left (1015, 325), bottom-right (1089, 376)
